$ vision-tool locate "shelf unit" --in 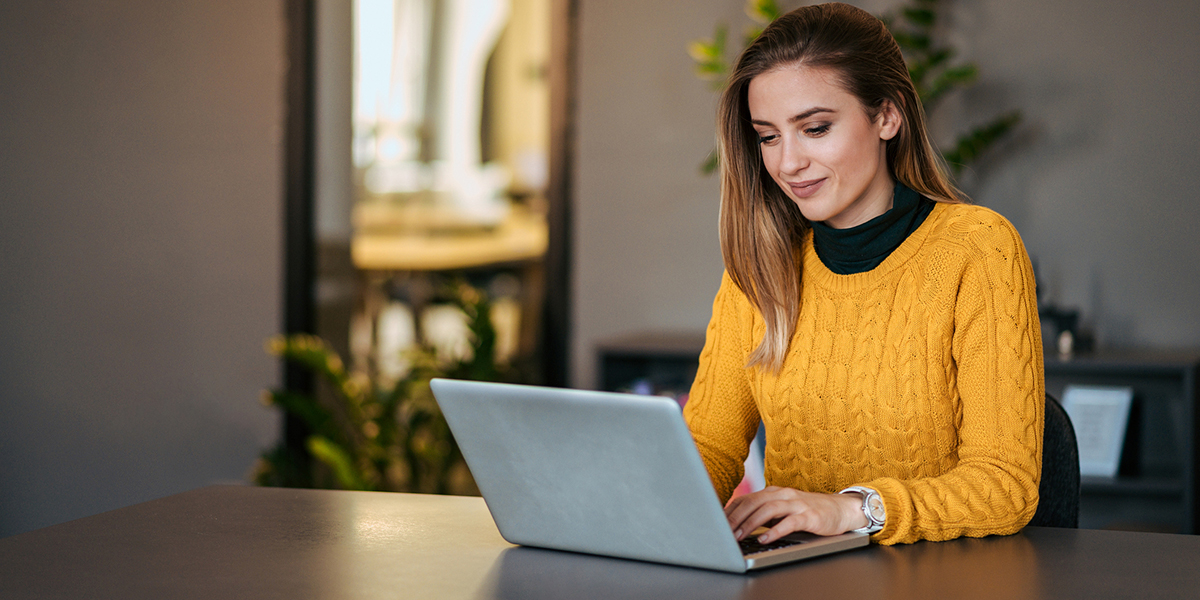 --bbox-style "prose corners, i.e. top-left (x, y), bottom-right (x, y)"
top-left (1045, 351), bottom-right (1200, 533)
top-left (596, 332), bottom-right (707, 399)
